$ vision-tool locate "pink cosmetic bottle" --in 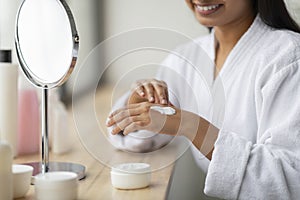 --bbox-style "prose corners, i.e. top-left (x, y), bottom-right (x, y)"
top-left (17, 73), bottom-right (40, 155)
